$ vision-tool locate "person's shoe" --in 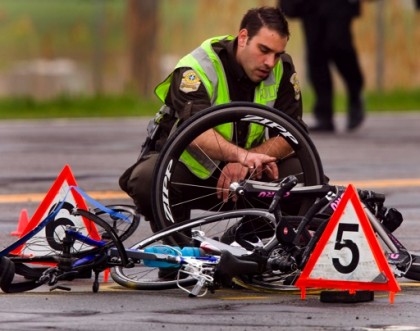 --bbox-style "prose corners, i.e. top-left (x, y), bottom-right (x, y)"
top-left (347, 99), bottom-right (365, 131)
top-left (347, 112), bottom-right (365, 131)
top-left (309, 122), bottom-right (335, 133)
